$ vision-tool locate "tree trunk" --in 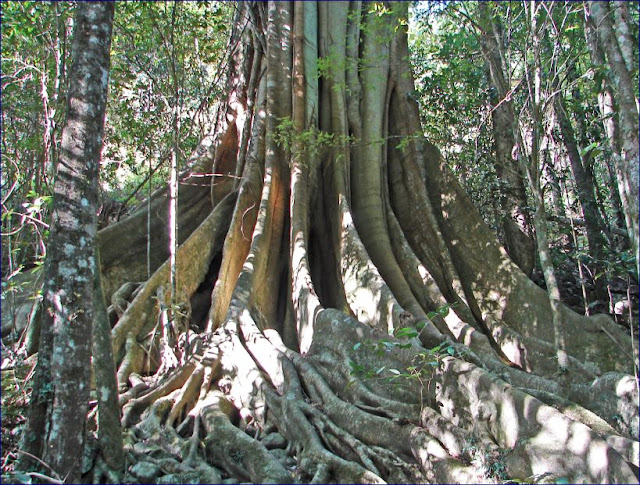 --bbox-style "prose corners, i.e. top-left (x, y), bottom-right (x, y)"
top-left (611, 1), bottom-right (637, 77)
top-left (69, 2), bottom-right (639, 483)
top-left (553, 94), bottom-right (608, 300)
top-left (19, 3), bottom-right (115, 483)
top-left (584, 12), bottom-right (629, 251)
top-left (523, 2), bottom-right (569, 374)
top-left (589, 0), bottom-right (639, 278)
top-left (91, 247), bottom-right (125, 481)
top-left (477, 1), bottom-right (536, 277)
